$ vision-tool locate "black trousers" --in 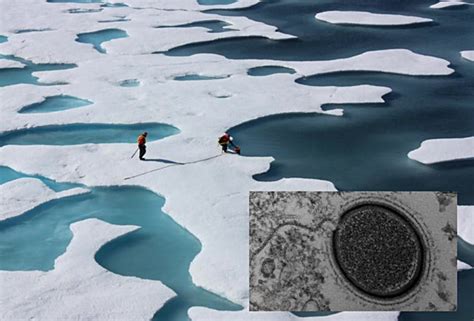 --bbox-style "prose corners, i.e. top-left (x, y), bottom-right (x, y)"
top-left (139, 145), bottom-right (146, 159)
